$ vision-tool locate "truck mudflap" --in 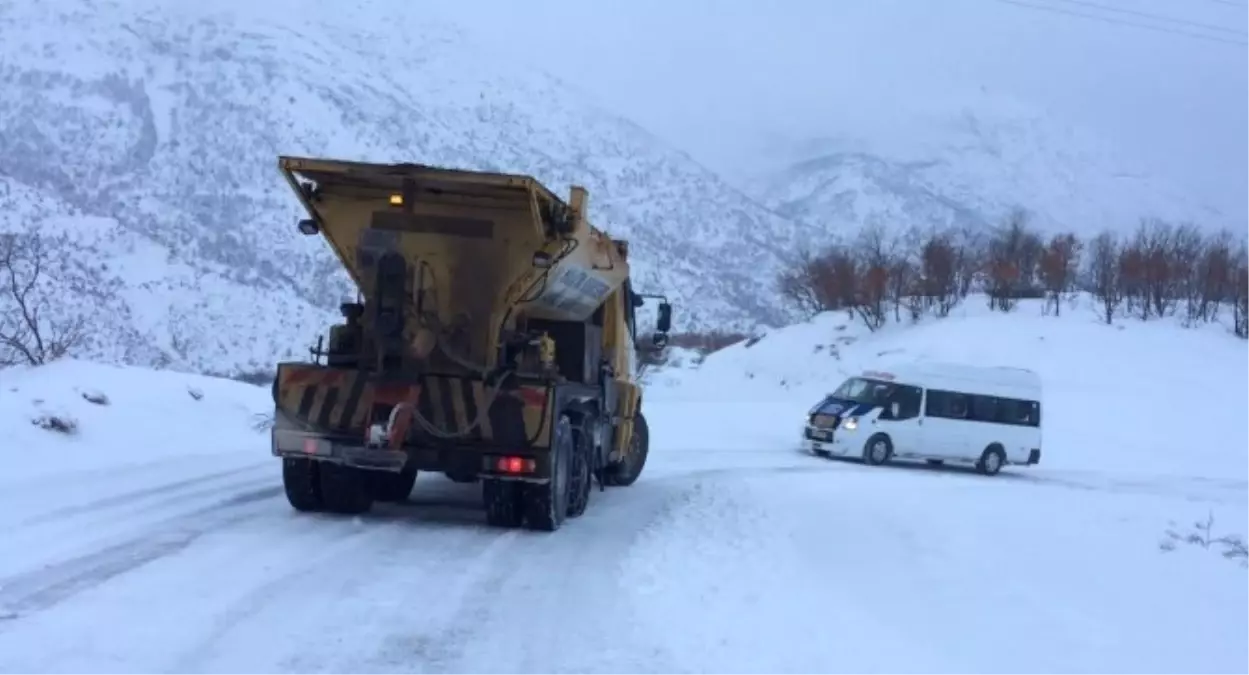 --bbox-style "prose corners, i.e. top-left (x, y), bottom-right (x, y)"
top-left (270, 362), bottom-right (558, 468)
